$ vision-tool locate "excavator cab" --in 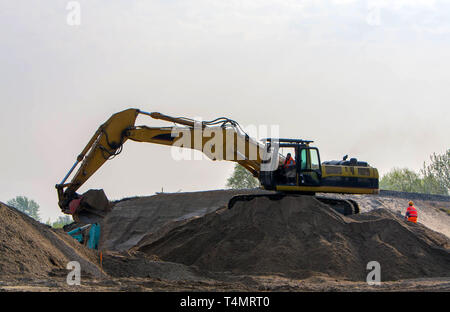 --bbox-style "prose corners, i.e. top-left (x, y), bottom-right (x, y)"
top-left (296, 146), bottom-right (322, 186)
top-left (261, 138), bottom-right (322, 189)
